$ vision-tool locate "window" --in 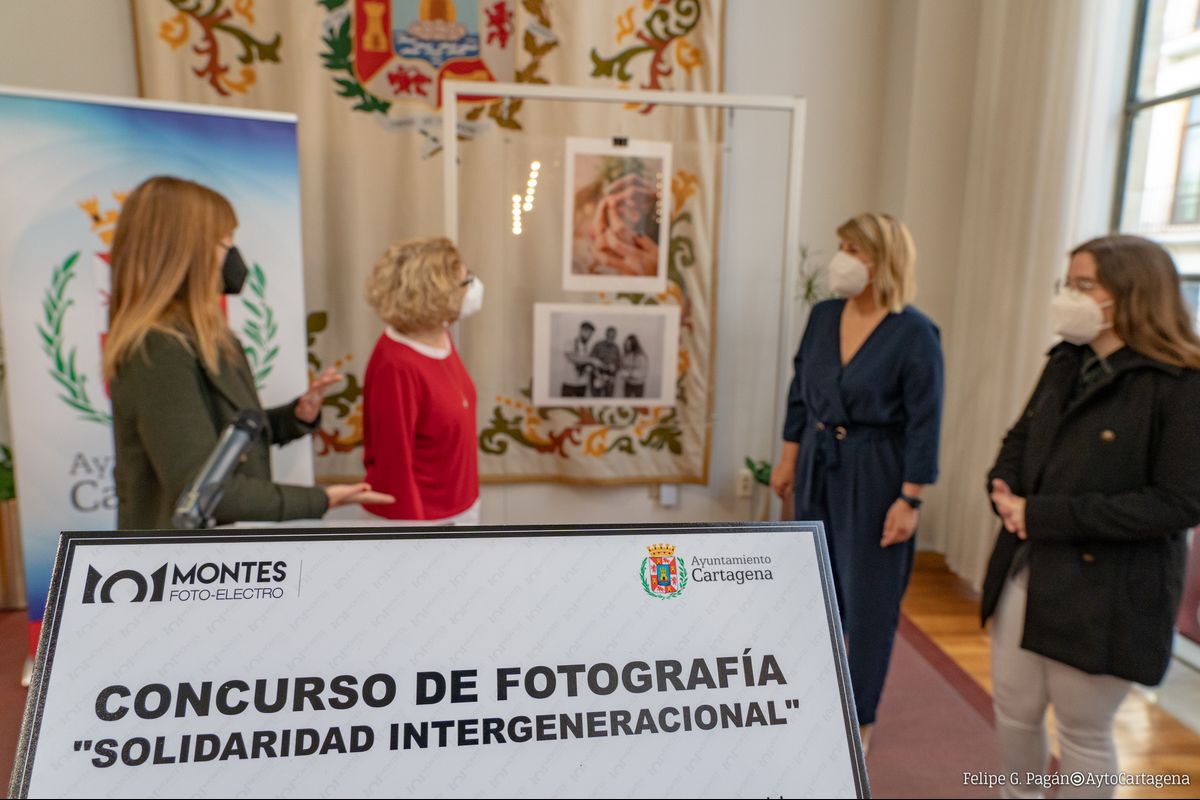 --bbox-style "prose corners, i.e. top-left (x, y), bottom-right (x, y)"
top-left (1173, 97), bottom-right (1200, 223)
top-left (1116, 0), bottom-right (1200, 328)
top-left (1182, 275), bottom-right (1200, 335)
